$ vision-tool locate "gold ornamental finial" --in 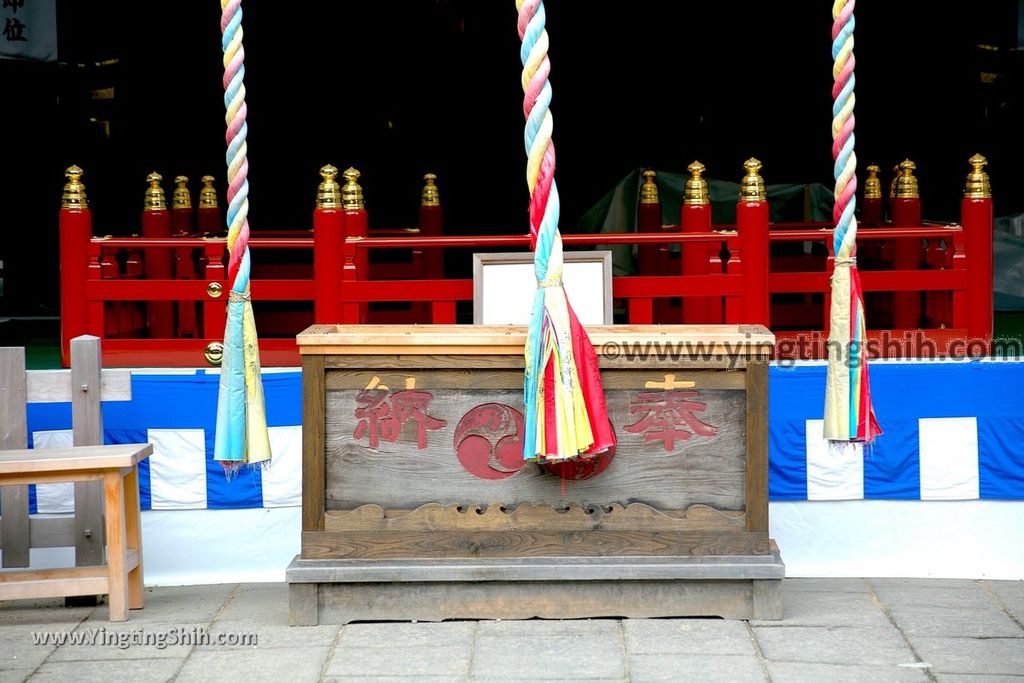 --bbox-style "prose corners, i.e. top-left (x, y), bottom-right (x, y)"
top-left (963, 153), bottom-right (992, 199)
top-left (739, 158), bottom-right (767, 203)
top-left (143, 172), bottom-right (167, 211)
top-left (204, 341), bottom-right (224, 366)
top-left (172, 175), bottom-right (192, 209)
top-left (894, 159), bottom-right (919, 199)
top-left (640, 169), bottom-right (659, 204)
top-left (864, 164), bottom-right (882, 199)
top-left (684, 161), bottom-right (710, 206)
top-left (316, 164), bottom-right (342, 209)
top-left (341, 167), bottom-right (364, 210)
top-left (62, 165), bottom-right (88, 209)
top-left (889, 163), bottom-right (900, 198)
top-left (199, 175), bottom-right (219, 208)
top-left (421, 173), bottom-right (440, 206)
